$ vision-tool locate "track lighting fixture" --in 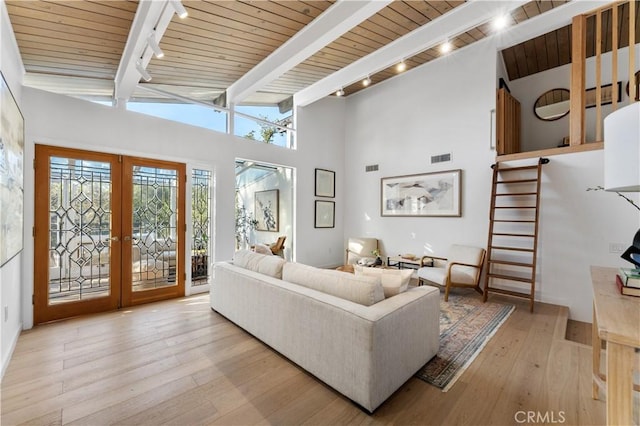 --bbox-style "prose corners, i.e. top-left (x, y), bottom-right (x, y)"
top-left (147, 32), bottom-right (164, 58)
top-left (136, 61), bottom-right (152, 82)
top-left (440, 41), bottom-right (452, 54)
top-left (362, 76), bottom-right (371, 87)
top-left (170, 0), bottom-right (188, 19)
top-left (396, 60), bottom-right (407, 72)
top-left (492, 14), bottom-right (509, 31)
top-left (336, 88), bottom-right (345, 97)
